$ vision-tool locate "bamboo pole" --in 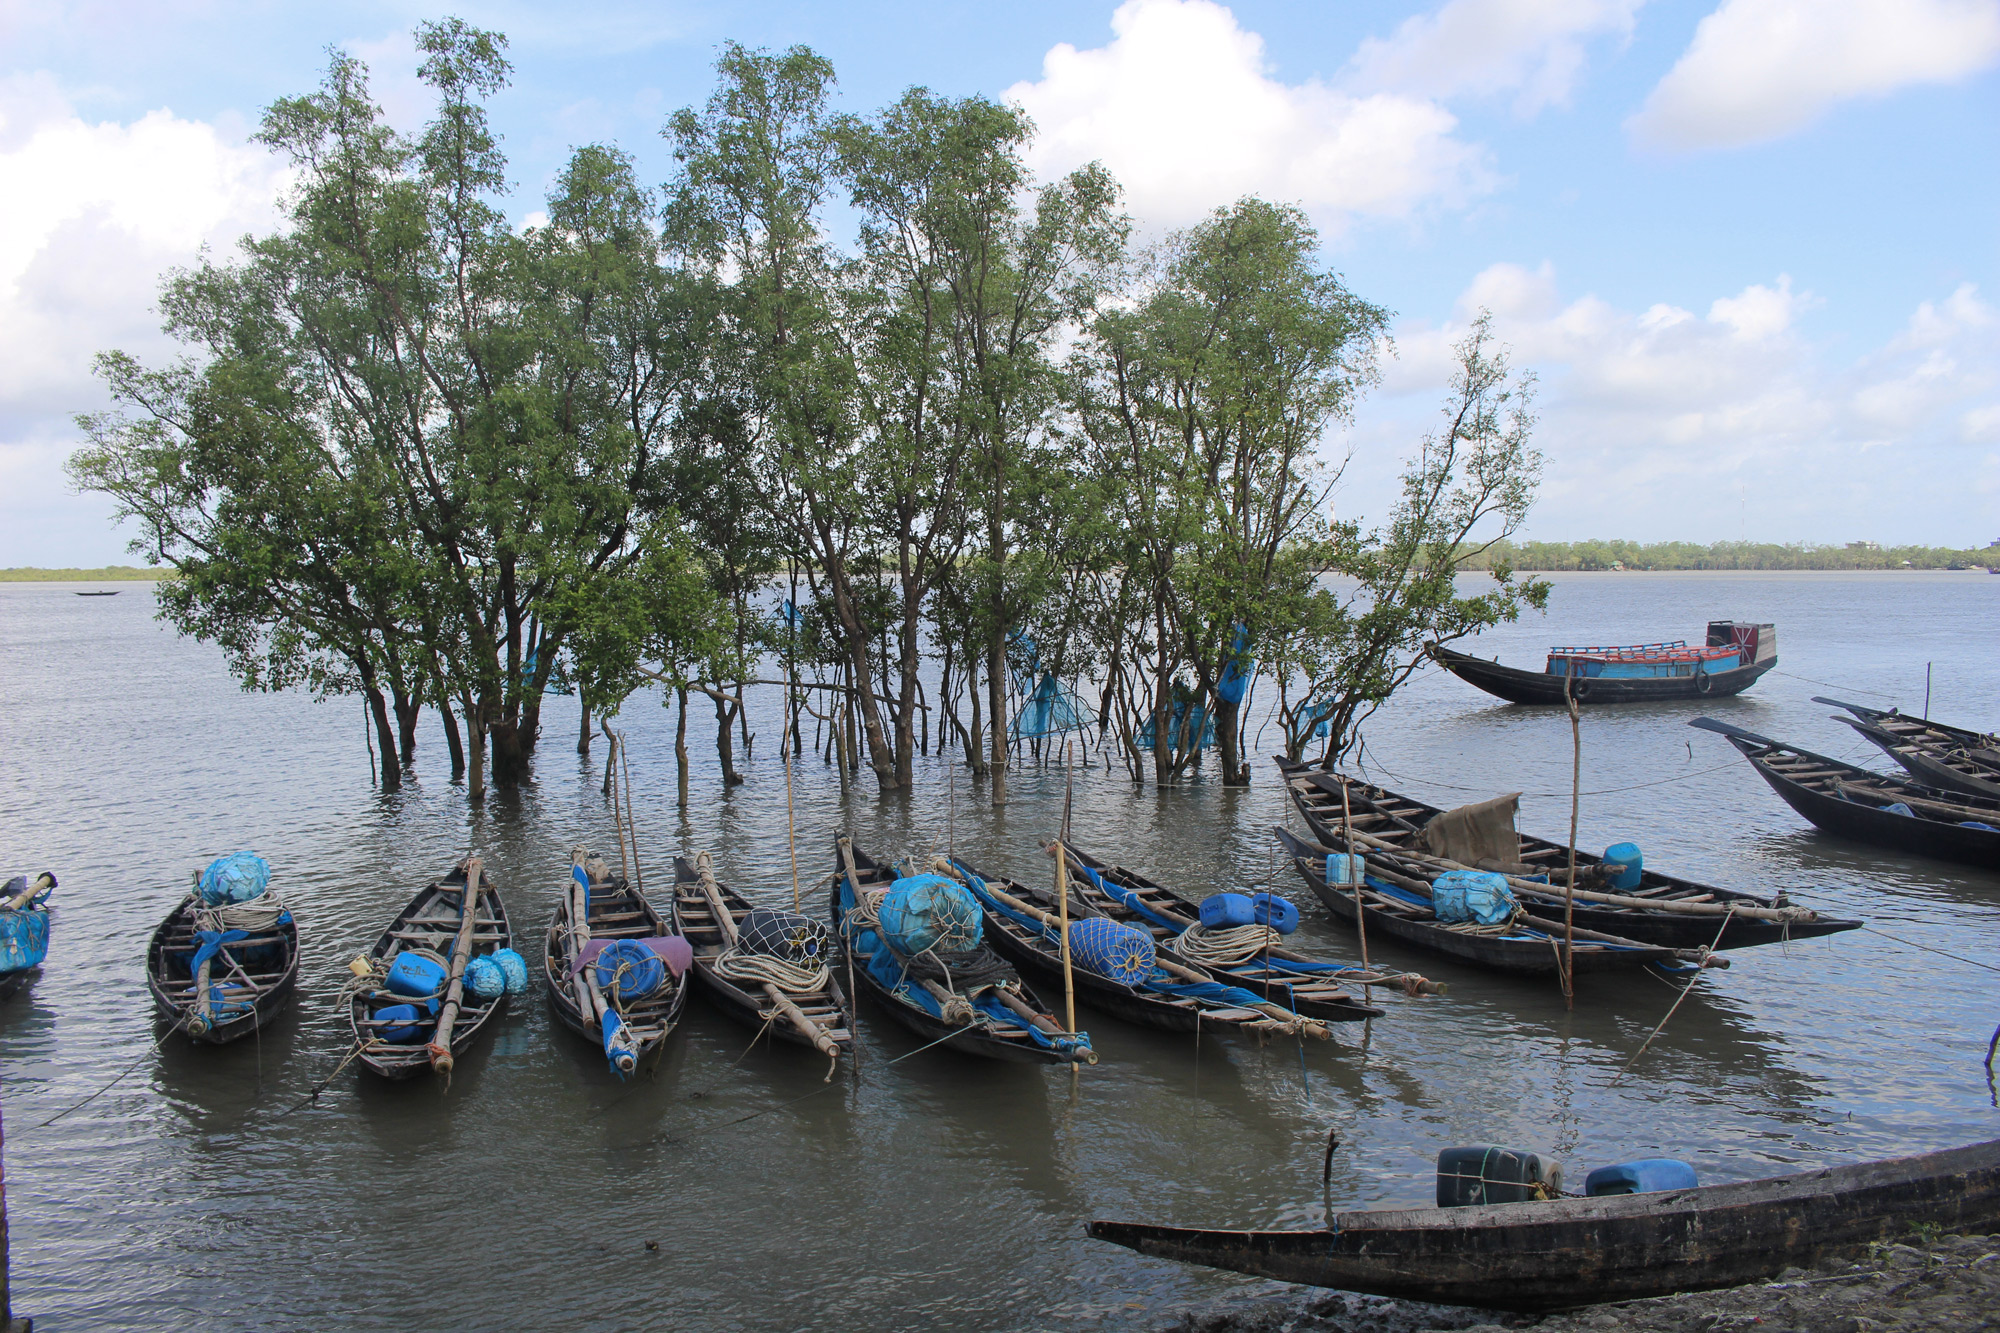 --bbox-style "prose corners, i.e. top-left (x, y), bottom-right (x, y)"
top-left (695, 853), bottom-right (837, 1061)
top-left (1563, 682), bottom-right (1580, 1010)
top-left (1340, 775), bottom-right (1370, 1006)
top-left (429, 856), bottom-right (484, 1074)
top-left (1056, 743), bottom-right (1077, 1040)
top-left (784, 670), bottom-right (800, 912)
top-left (1, 875), bottom-right (50, 912)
